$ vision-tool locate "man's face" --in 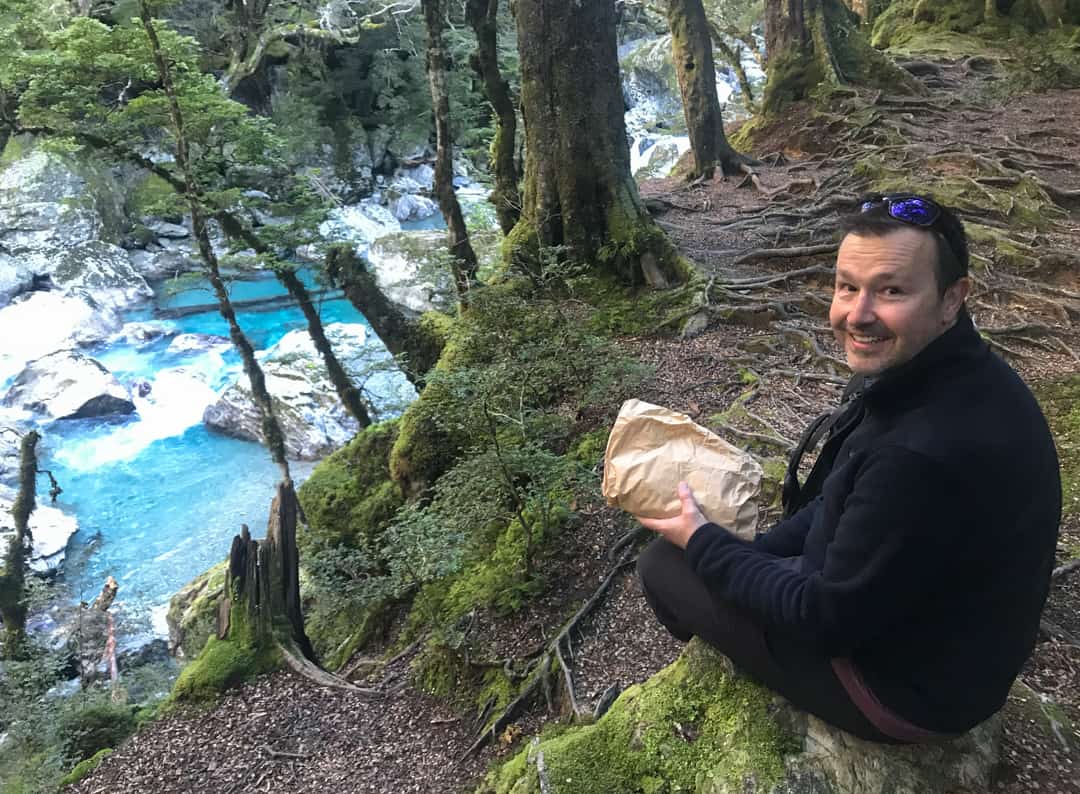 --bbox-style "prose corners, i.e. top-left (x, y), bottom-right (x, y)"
top-left (829, 227), bottom-right (969, 376)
